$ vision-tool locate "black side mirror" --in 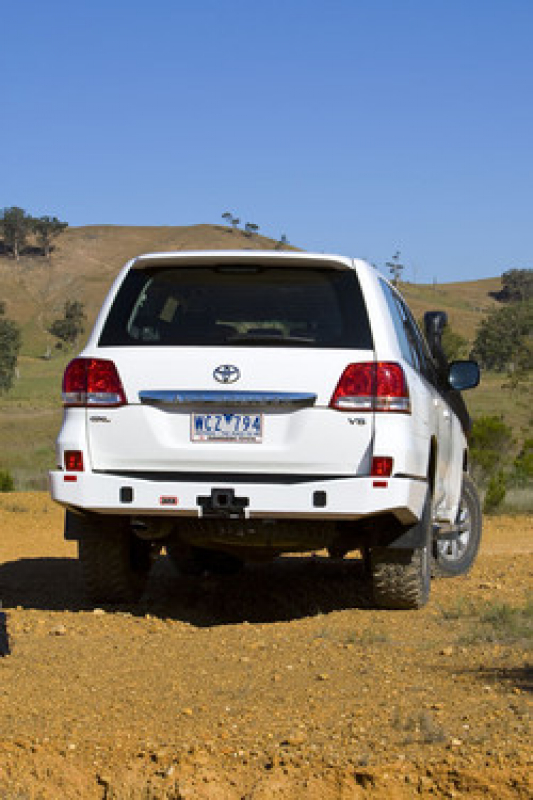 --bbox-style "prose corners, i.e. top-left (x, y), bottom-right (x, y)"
top-left (448, 360), bottom-right (480, 391)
